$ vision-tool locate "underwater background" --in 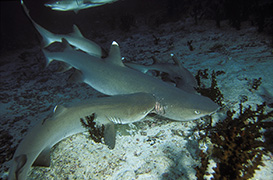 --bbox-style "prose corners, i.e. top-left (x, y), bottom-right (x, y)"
top-left (1, 0), bottom-right (273, 179)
